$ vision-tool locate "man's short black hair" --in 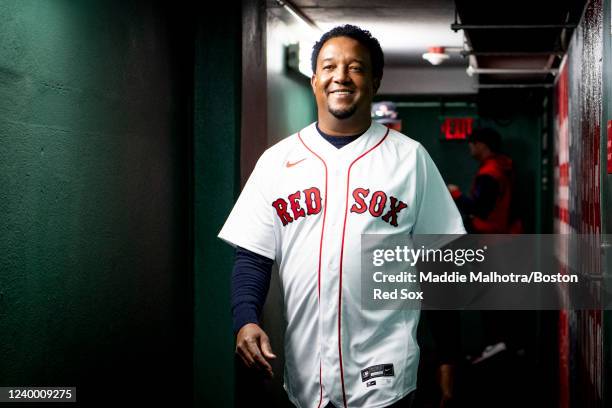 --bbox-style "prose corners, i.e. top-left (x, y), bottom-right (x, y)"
top-left (469, 127), bottom-right (502, 153)
top-left (311, 24), bottom-right (384, 80)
